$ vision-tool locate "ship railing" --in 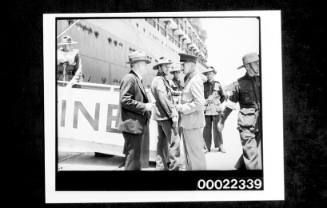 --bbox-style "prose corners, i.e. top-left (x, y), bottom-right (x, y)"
top-left (194, 45), bottom-right (200, 53)
top-left (57, 81), bottom-right (120, 92)
top-left (174, 28), bottom-right (184, 36)
top-left (160, 18), bottom-right (178, 29)
top-left (184, 35), bottom-right (192, 44)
